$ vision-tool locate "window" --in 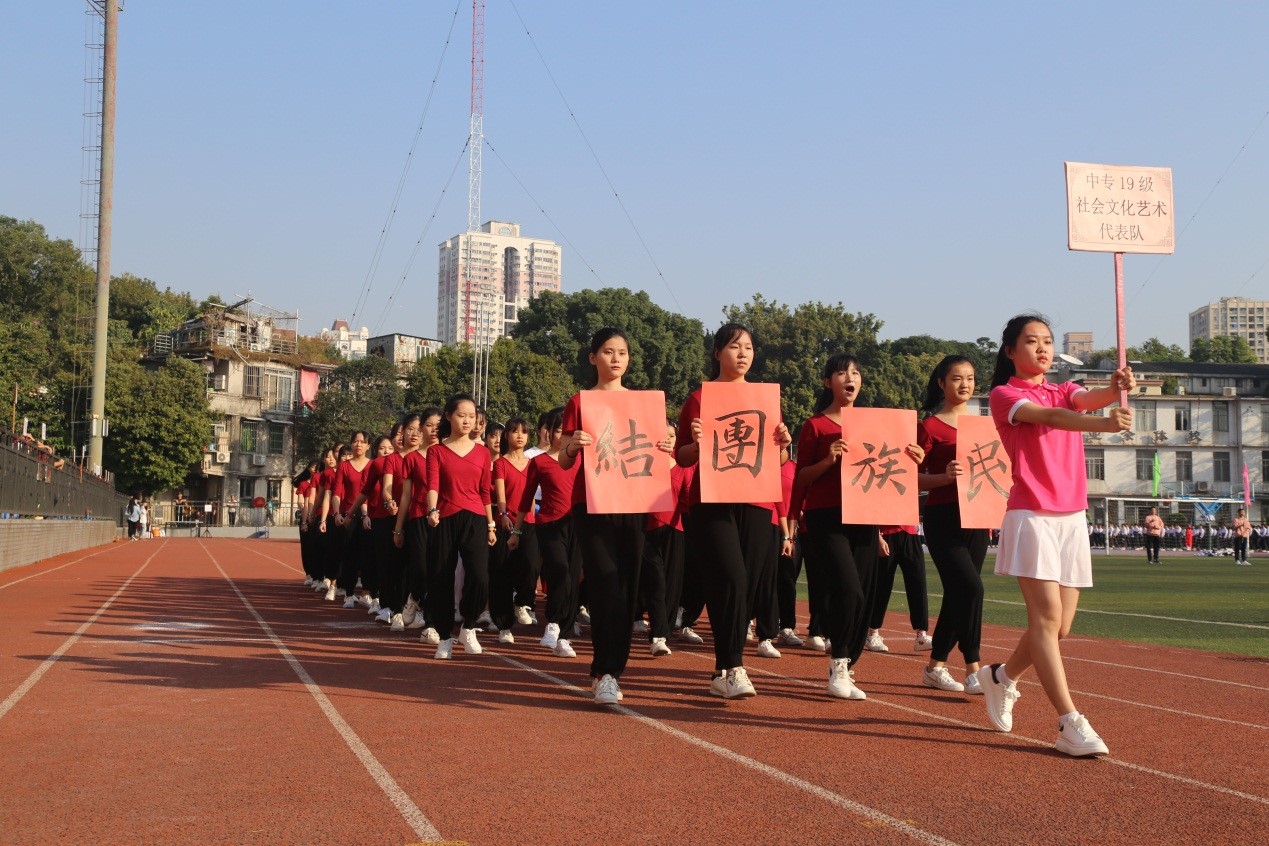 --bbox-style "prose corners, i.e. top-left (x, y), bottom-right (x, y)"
top-left (1134, 401), bottom-right (1157, 432)
top-left (1213, 402), bottom-right (1230, 433)
top-left (1263, 450), bottom-right (1269, 484)
top-left (240, 420), bottom-right (263, 454)
top-left (1085, 448), bottom-right (1105, 481)
top-left (1214, 451), bottom-right (1231, 483)
top-left (267, 478), bottom-right (282, 504)
top-left (1262, 404), bottom-right (1269, 435)
top-left (1135, 449), bottom-right (1155, 481)
top-left (1175, 405), bottom-right (1191, 431)
top-left (267, 423), bottom-right (286, 456)
top-left (243, 366), bottom-right (263, 398)
top-left (263, 370), bottom-right (295, 413)
top-left (1176, 451), bottom-right (1192, 482)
